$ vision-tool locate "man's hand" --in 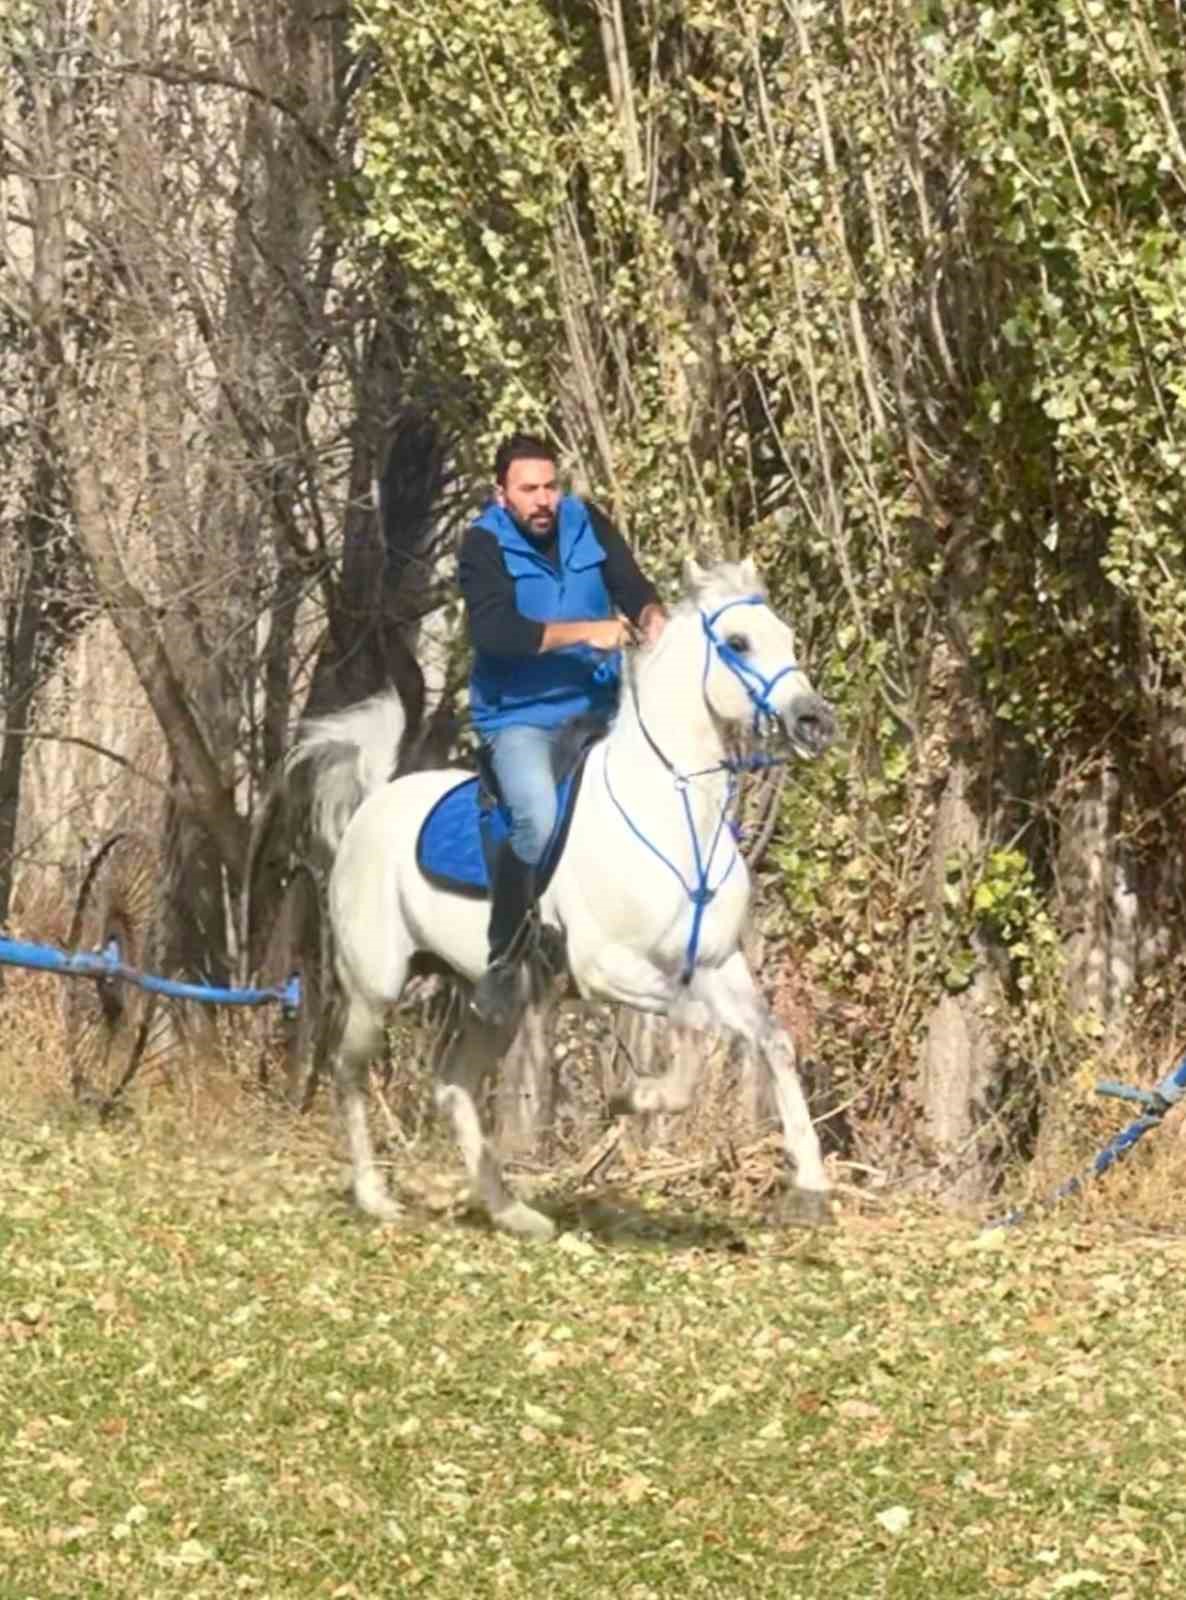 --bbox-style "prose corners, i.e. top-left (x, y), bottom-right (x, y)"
top-left (587, 617), bottom-right (630, 651)
top-left (539, 616), bottom-right (629, 652)
top-left (637, 603), bottom-right (668, 647)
